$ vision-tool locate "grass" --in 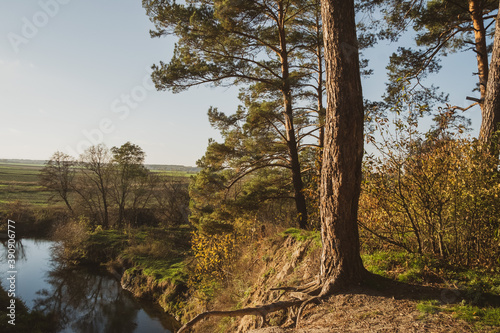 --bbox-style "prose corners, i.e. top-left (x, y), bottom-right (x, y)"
top-left (281, 227), bottom-right (321, 247)
top-left (127, 257), bottom-right (188, 284)
top-left (361, 250), bottom-right (440, 283)
top-left (417, 299), bottom-right (500, 329)
top-left (0, 162), bottom-right (192, 208)
top-left (417, 299), bottom-right (441, 315)
top-left (150, 169), bottom-right (197, 178)
top-left (77, 226), bottom-right (192, 286)
top-left (362, 250), bottom-right (500, 293)
top-left (451, 303), bottom-right (500, 327)
top-left (364, 250), bottom-right (500, 330)
top-left (0, 163), bottom-right (54, 207)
